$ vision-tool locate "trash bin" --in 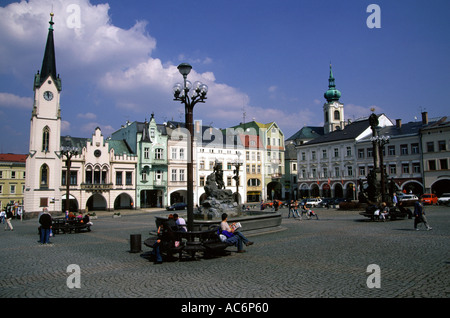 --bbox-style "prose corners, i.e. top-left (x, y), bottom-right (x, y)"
top-left (130, 234), bottom-right (141, 253)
